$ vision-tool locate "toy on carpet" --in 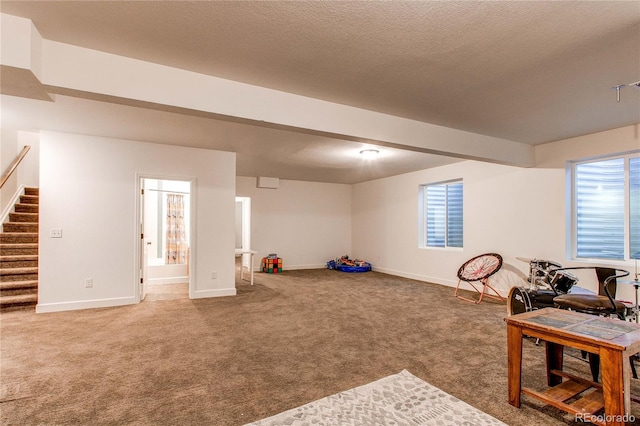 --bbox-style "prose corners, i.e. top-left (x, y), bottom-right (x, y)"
top-left (327, 255), bottom-right (372, 273)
